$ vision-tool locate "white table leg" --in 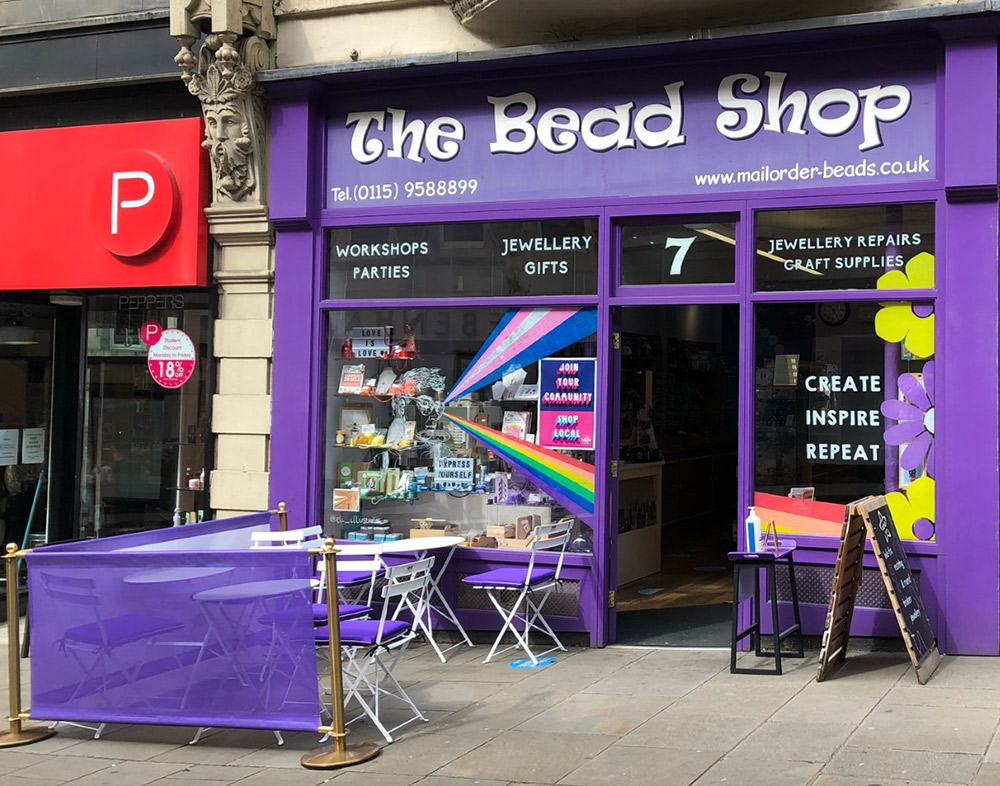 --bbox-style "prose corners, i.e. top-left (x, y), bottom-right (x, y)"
top-left (418, 546), bottom-right (475, 661)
